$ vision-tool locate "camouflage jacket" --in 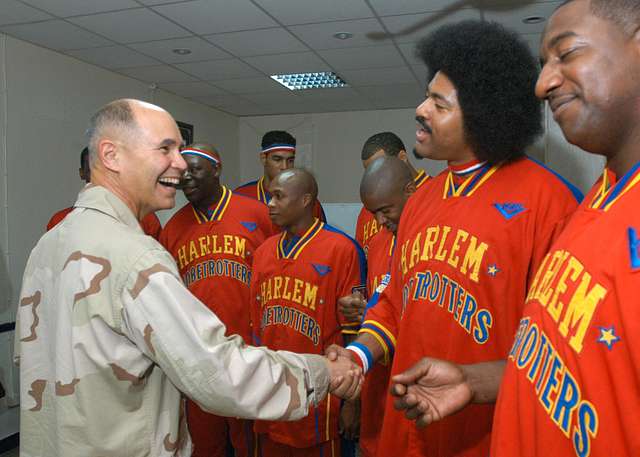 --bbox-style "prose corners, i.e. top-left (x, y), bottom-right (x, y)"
top-left (15, 185), bottom-right (329, 457)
